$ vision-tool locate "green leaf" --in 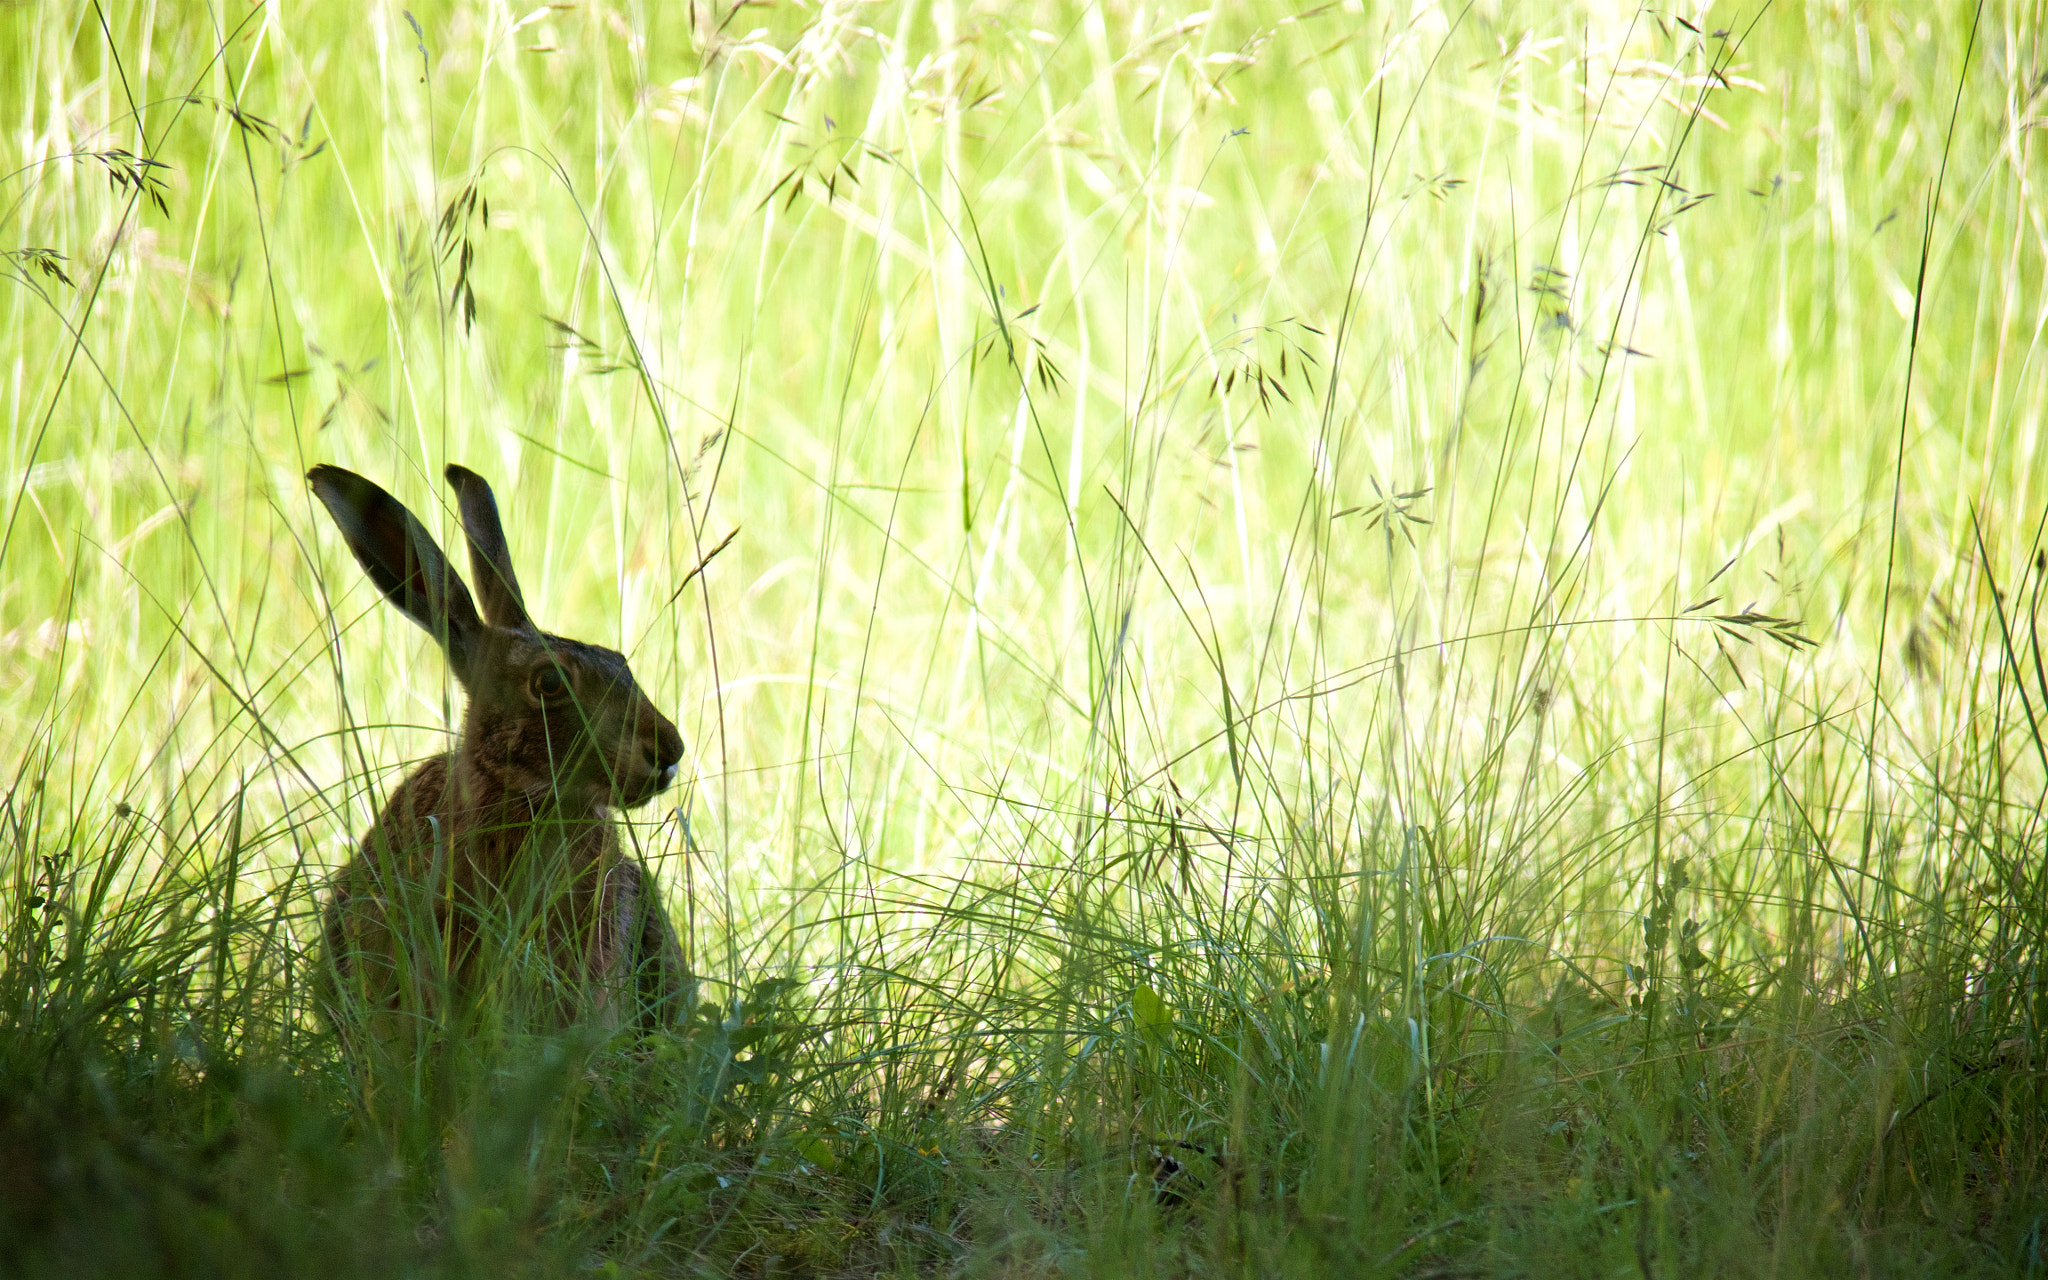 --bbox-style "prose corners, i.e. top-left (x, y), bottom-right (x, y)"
top-left (1132, 984), bottom-right (1174, 1066)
